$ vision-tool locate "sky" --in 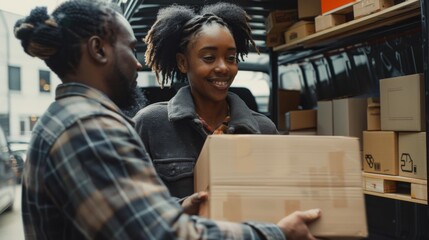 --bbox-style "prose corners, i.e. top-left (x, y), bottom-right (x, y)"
top-left (0, 0), bottom-right (67, 16)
